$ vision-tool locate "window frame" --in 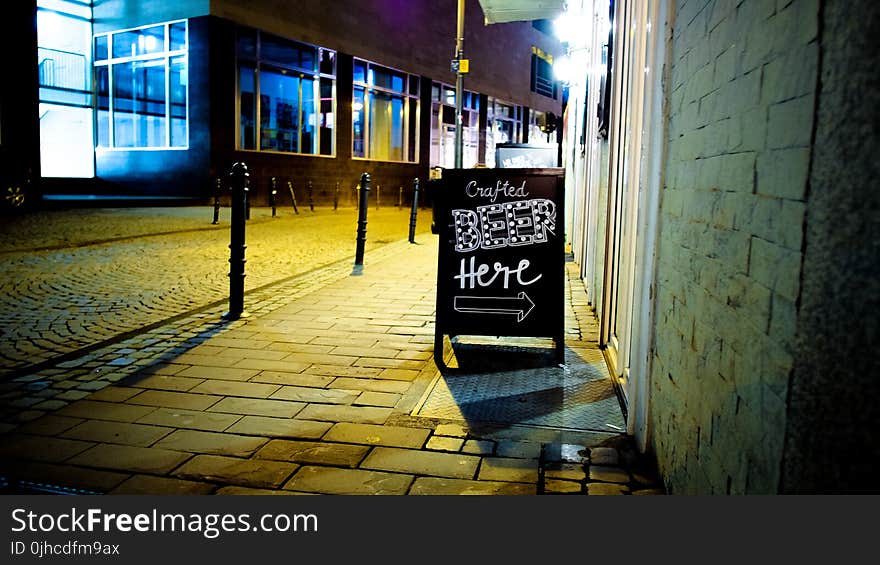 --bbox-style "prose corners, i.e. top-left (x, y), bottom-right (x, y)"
top-left (235, 28), bottom-right (337, 157)
top-left (530, 46), bottom-right (558, 100)
top-left (351, 58), bottom-right (420, 164)
top-left (93, 19), bottom-right (189, 151)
